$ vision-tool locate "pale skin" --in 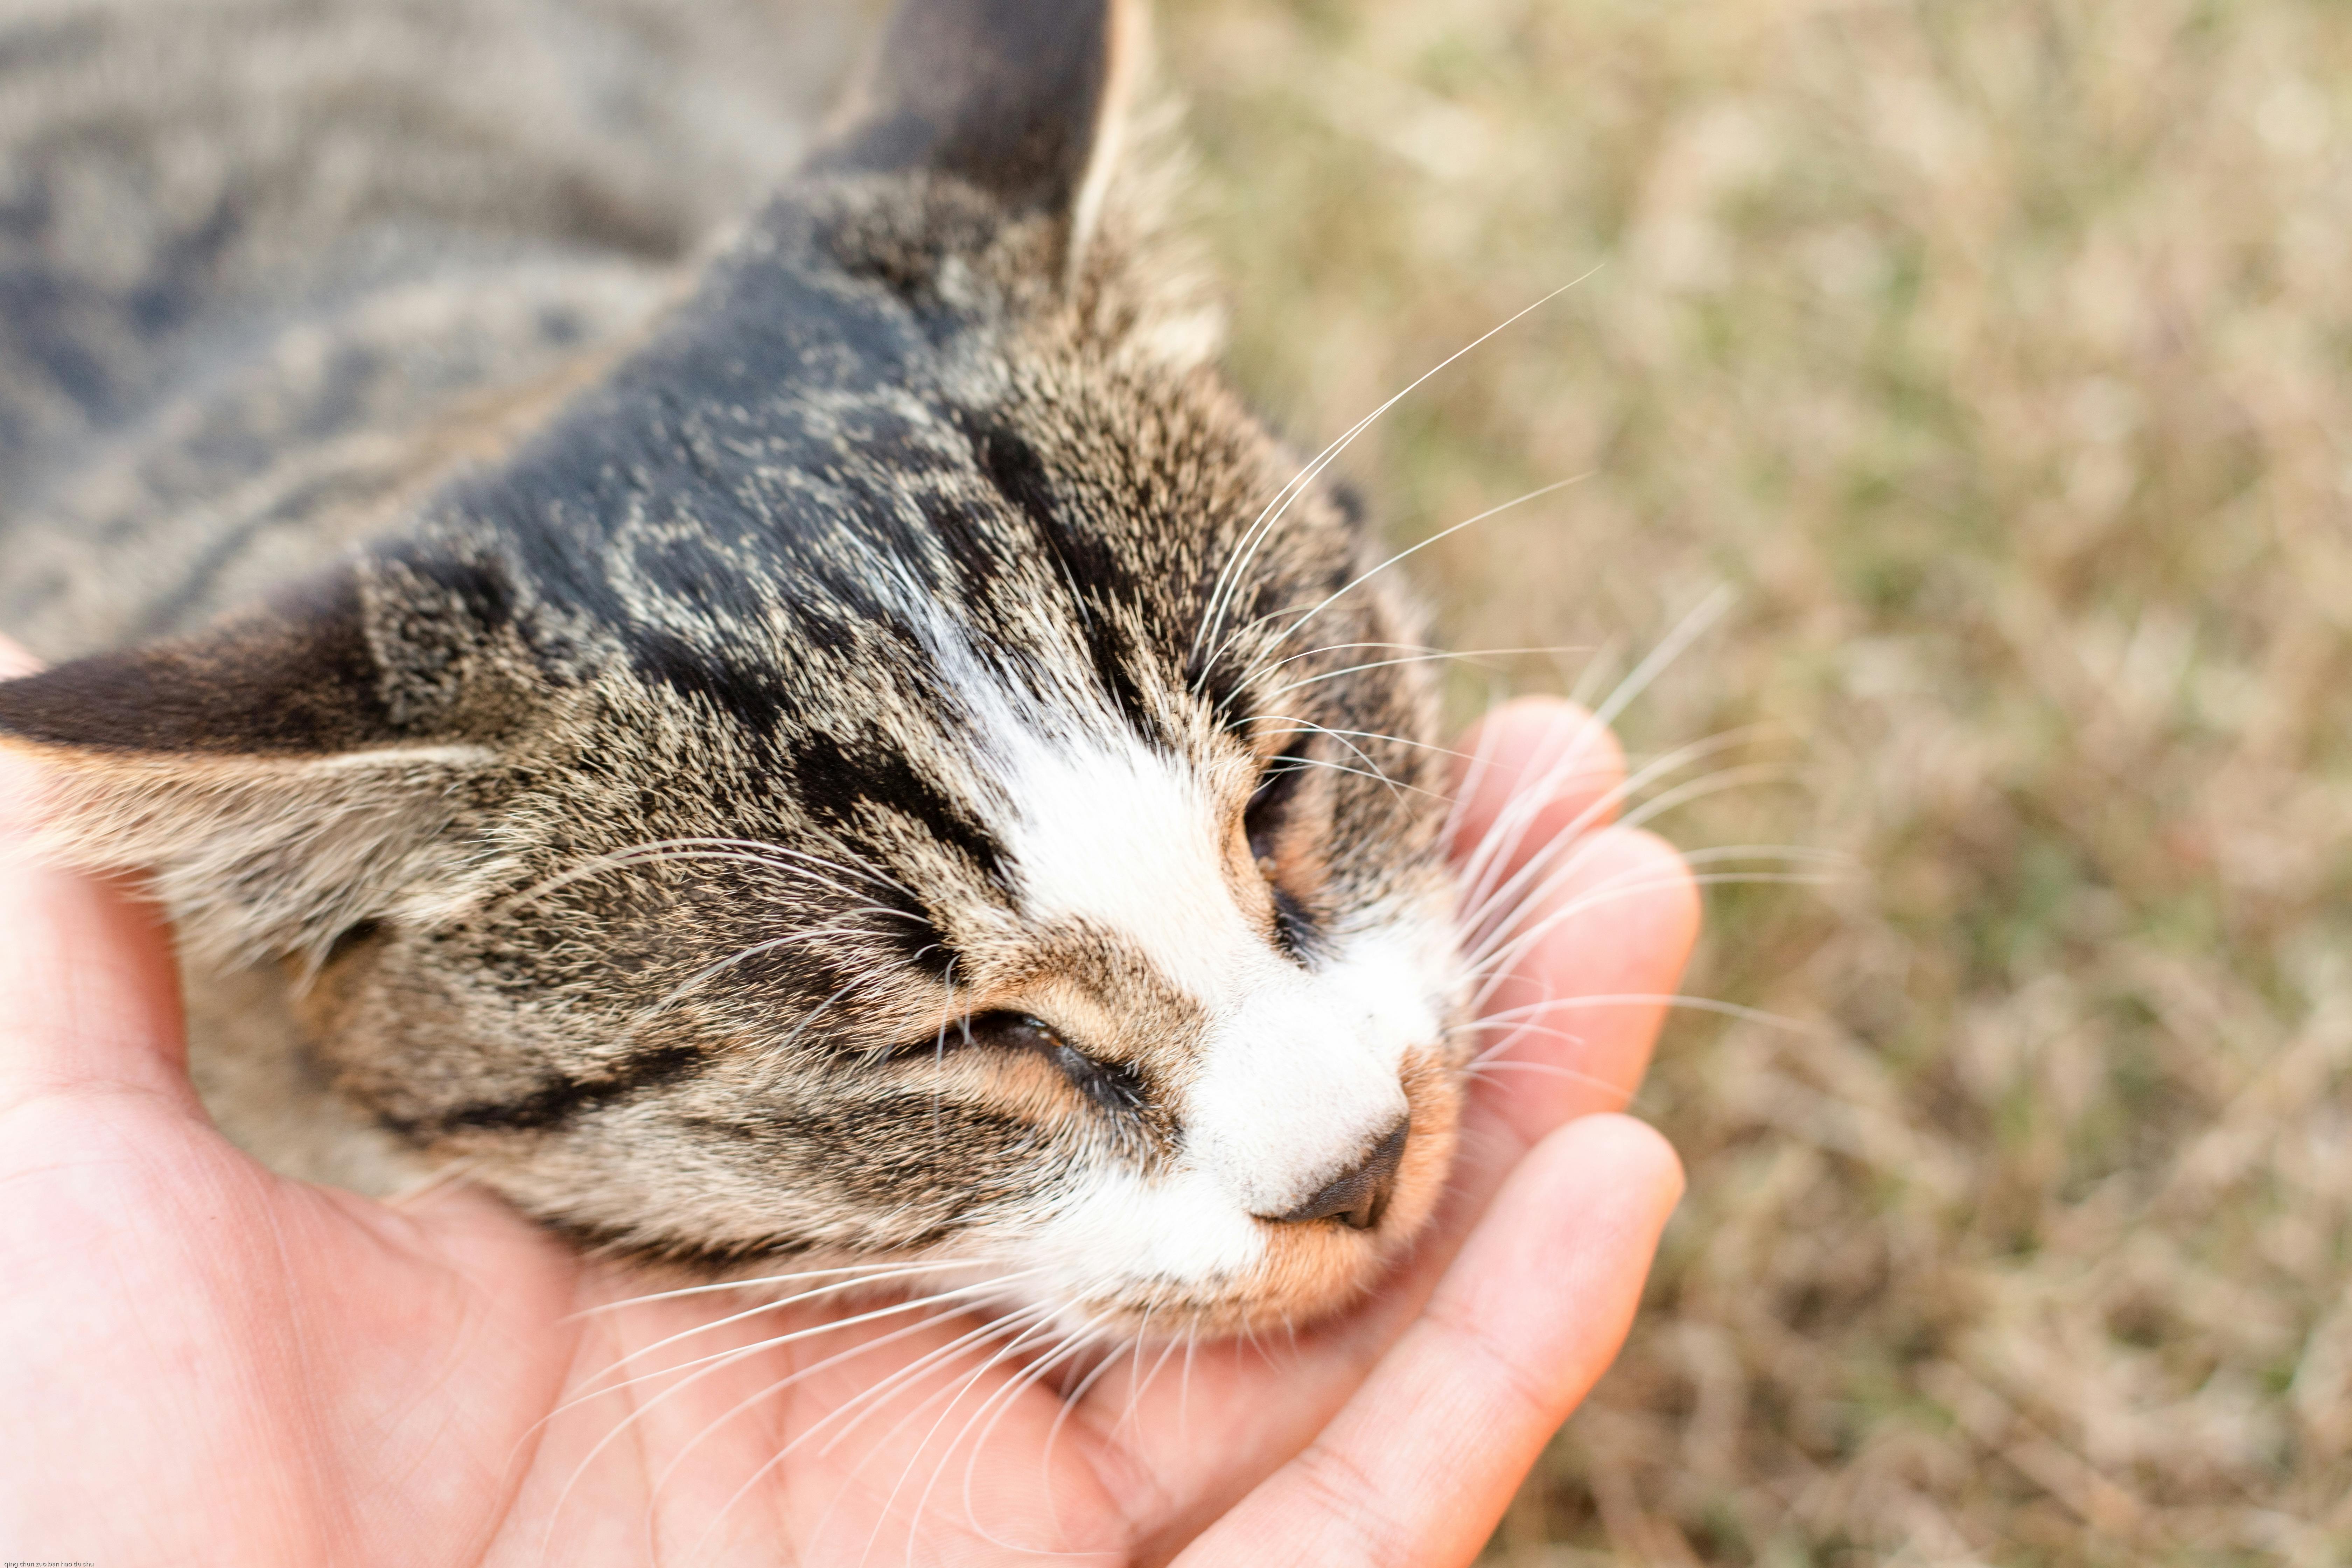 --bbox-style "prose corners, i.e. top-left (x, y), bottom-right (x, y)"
top-left (0, 629), bottom-right (1698, 1567)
